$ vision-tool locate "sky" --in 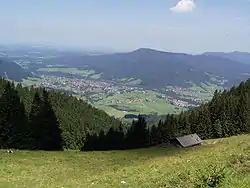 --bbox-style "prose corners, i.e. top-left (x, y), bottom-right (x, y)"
top-left (0, 0), bottom-right (250, 53)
